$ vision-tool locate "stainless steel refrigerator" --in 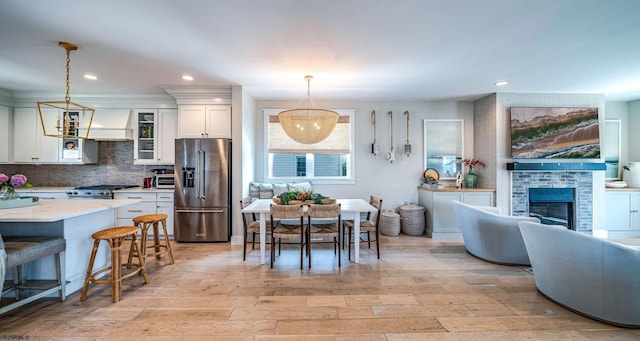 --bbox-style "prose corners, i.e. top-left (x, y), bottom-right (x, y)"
top-left (174, 138), bottom-right (231, 242)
